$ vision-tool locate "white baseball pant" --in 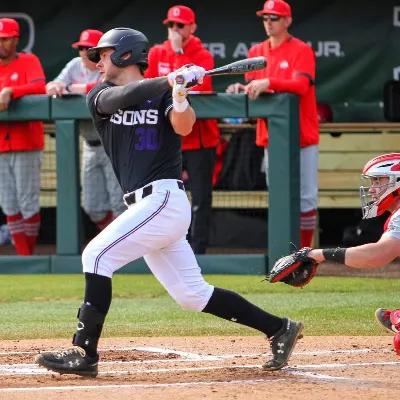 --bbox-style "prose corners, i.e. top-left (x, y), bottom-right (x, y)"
top-left (82, 179), bottom-right (214, 311)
